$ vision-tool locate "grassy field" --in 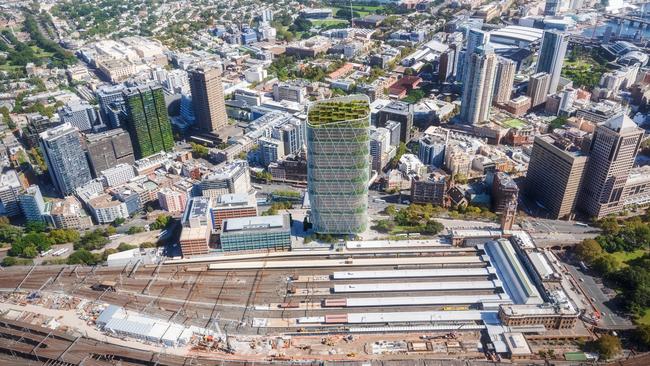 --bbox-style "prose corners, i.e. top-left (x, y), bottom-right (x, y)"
top-left (331, 4), bottom-right (382, 17)
top-left (503, 118), bottom-right (526, 129)
top-left (610, 249), bottom-right (648, 265)
top-left (311, 19), bottom-right (349, 27)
